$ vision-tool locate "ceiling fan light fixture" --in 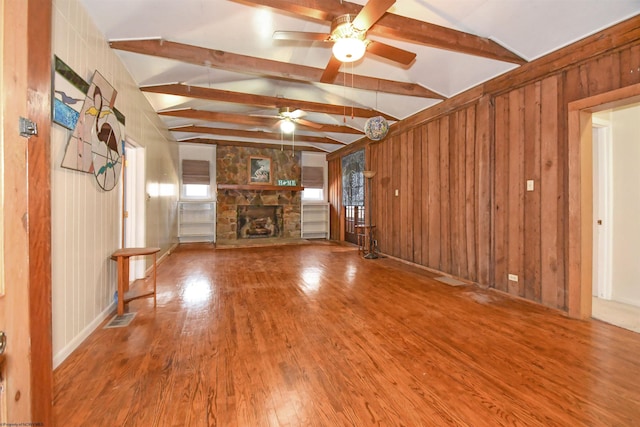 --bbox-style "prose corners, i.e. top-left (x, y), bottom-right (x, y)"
top-left (332, 37), bottom-right (366, 63)
top-left (280, 118), bottom-right (296, 134)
